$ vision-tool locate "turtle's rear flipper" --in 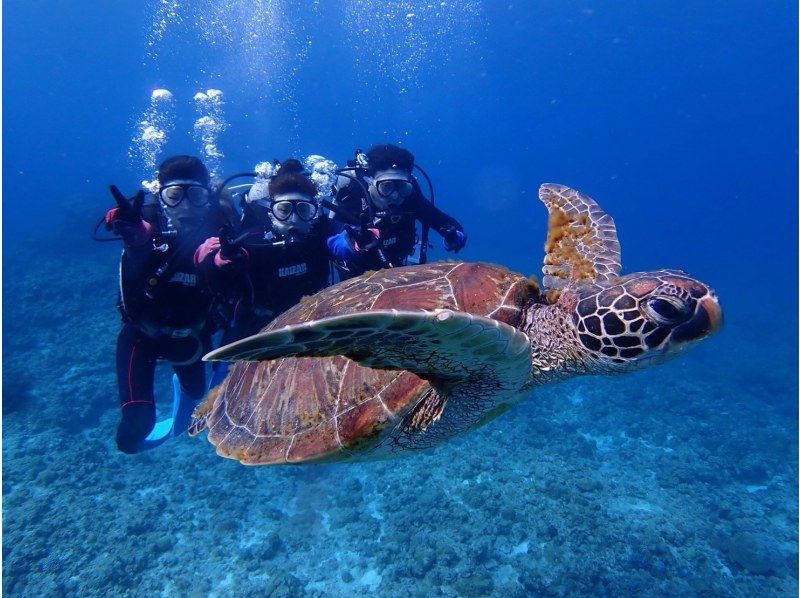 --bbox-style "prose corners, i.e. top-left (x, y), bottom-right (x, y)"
top-left (188, 385), bottom-right (221, 436)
